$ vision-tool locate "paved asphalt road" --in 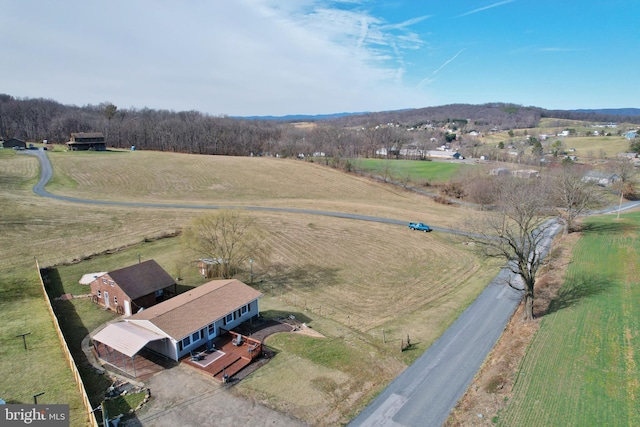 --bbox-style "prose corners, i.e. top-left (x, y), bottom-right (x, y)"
top-left (348, 219), bottom-right (563, 427)
top-left (22, 149), bottom-right (640, 426)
